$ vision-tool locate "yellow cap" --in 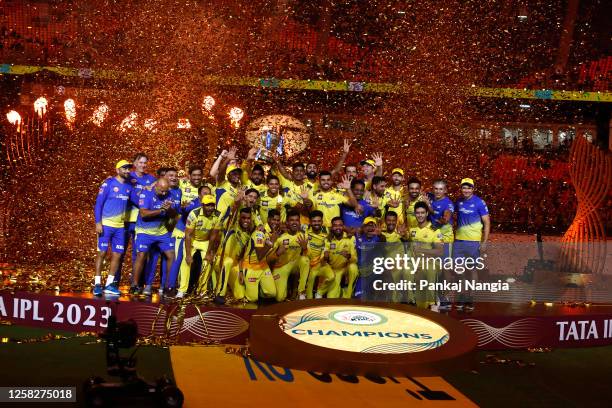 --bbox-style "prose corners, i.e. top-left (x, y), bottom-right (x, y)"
top-left (391, 168), bottom-right (404, 176)
top-left (201, 195), bottom-right (215, 205)
top-left (460, 178), bottom-right (475, 187)
top-left (115, 160), bottom-right (131, 169)
top-left (363, 217), bottom-right (378, 225)
top-left (360, 159), bottom-right (376, 167)
top-left (226, 164), bottom-right (243, 175)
